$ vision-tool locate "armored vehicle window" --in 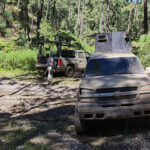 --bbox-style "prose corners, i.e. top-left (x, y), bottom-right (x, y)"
top-left (85, 57), bottom-right (144, 77)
